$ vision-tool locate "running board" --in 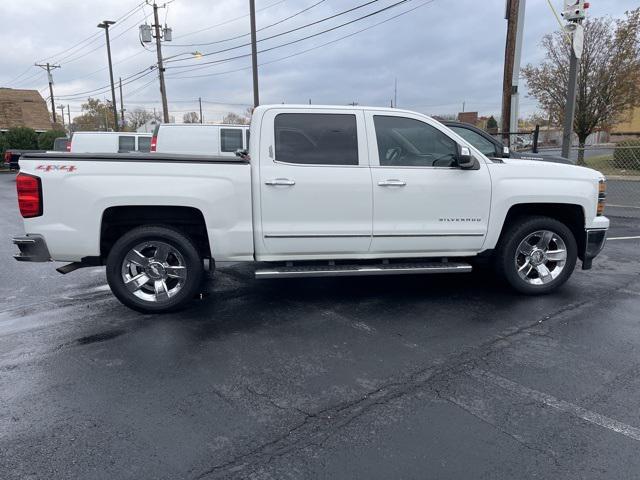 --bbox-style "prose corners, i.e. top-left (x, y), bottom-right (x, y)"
top-left (255, 261), bottom-right (472, 279)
